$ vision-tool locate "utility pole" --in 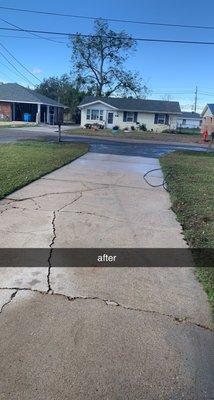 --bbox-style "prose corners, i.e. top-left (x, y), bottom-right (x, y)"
top-left (194, 86), bottom-right (198, 112)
